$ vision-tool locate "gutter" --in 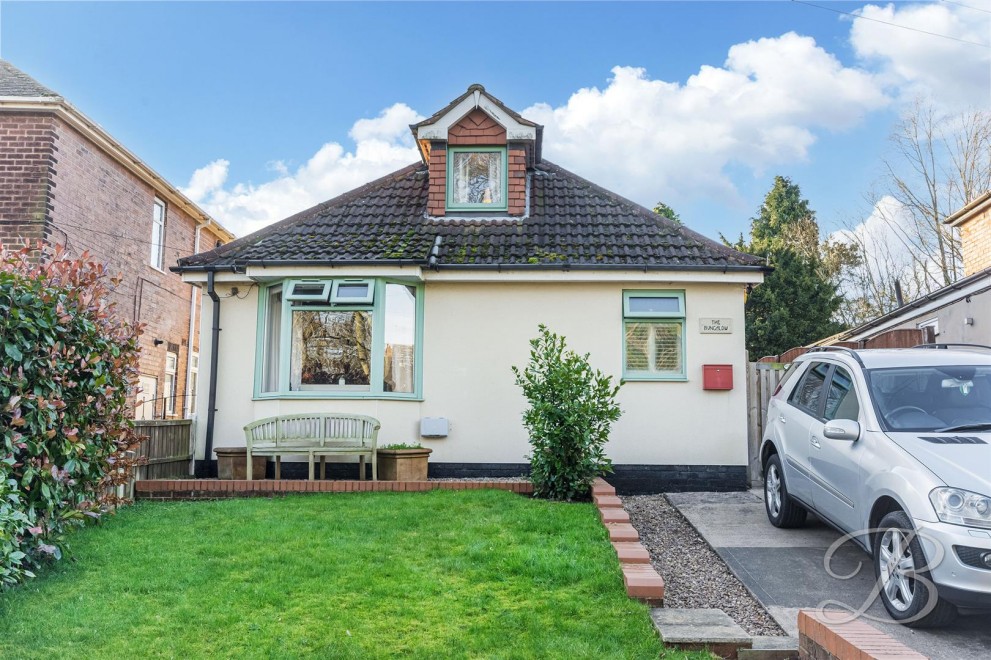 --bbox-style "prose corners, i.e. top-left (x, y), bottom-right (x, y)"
top-left (200, 271), bottom-right (221, 477)
top-left (176, 259), bottom-right (768, 274)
